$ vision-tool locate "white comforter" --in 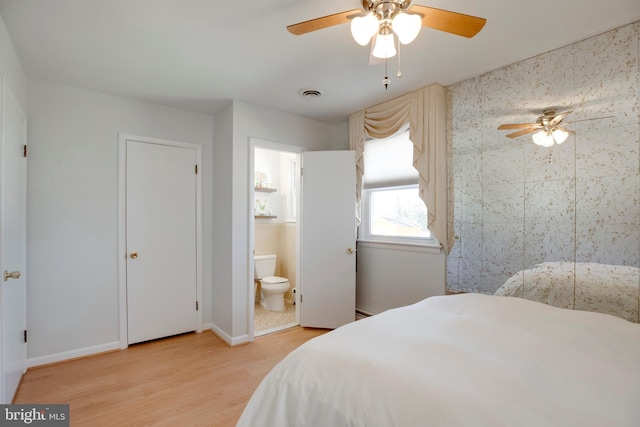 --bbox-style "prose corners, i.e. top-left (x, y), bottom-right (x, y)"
top-left (237, 294), bottom-right (640, 427)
